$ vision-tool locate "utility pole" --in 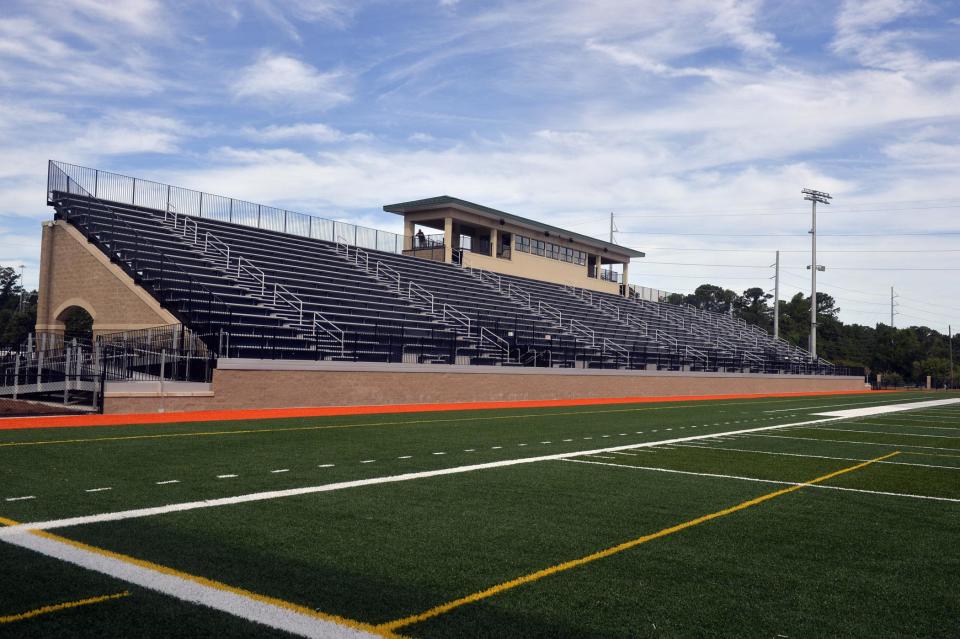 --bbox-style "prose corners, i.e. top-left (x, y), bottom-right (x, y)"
top-left (802, 188), bottom-right (831, 359)
top-left (950, 324), bottom-right (954, 390)
top-left (772, 250), bottom-right (780, 340)
top-left (609, 212), bottom-right (615, 244)
top-left (17, 264), bottom-right (24, 312)
top-left (890, 286), bottom-right (899, 327)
